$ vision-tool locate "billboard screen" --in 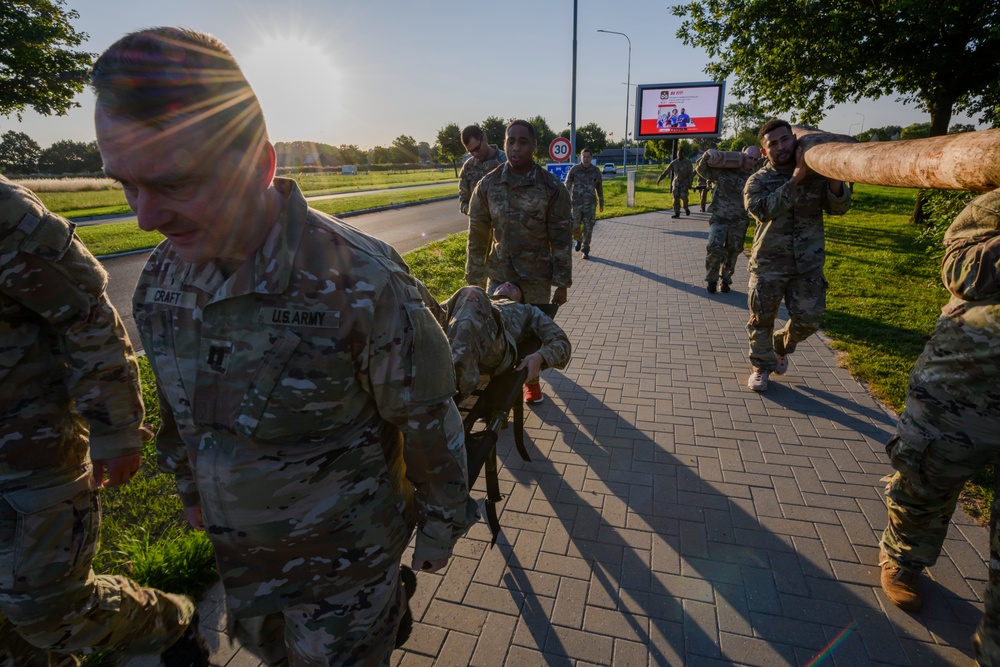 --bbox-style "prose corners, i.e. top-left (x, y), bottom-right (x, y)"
top-left (634, 81), bottom-right (725, 140)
